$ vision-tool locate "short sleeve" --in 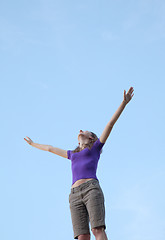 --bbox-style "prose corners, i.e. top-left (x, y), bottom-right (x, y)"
top-left (67, 150), bottom-right (72, 160)
top-left (92, 138), bottom-right (105, 151)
